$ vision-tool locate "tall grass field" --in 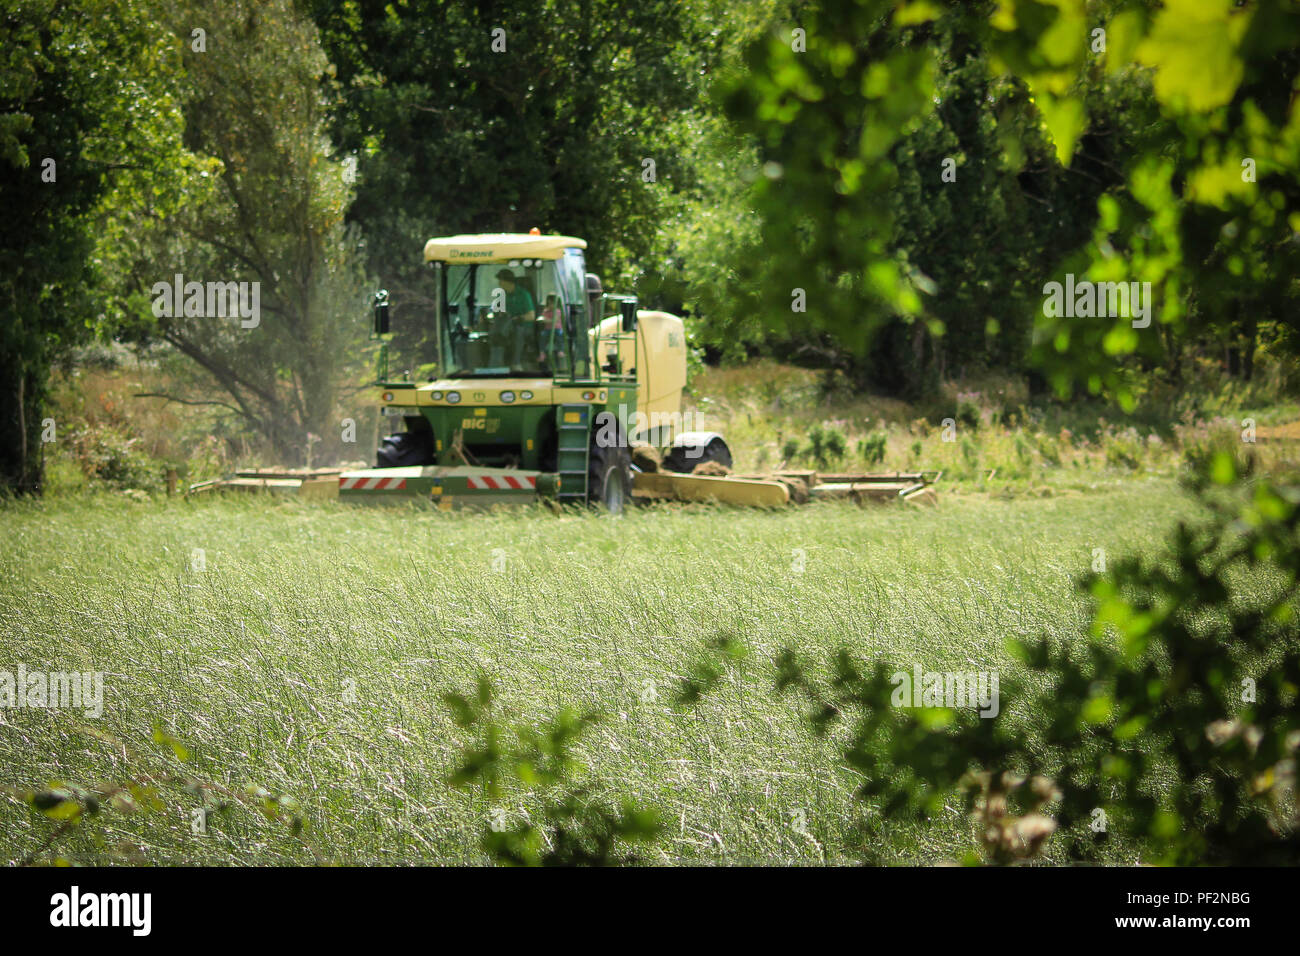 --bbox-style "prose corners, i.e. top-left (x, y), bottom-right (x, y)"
top-left (1, 481), bottom-right (1205, 865)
